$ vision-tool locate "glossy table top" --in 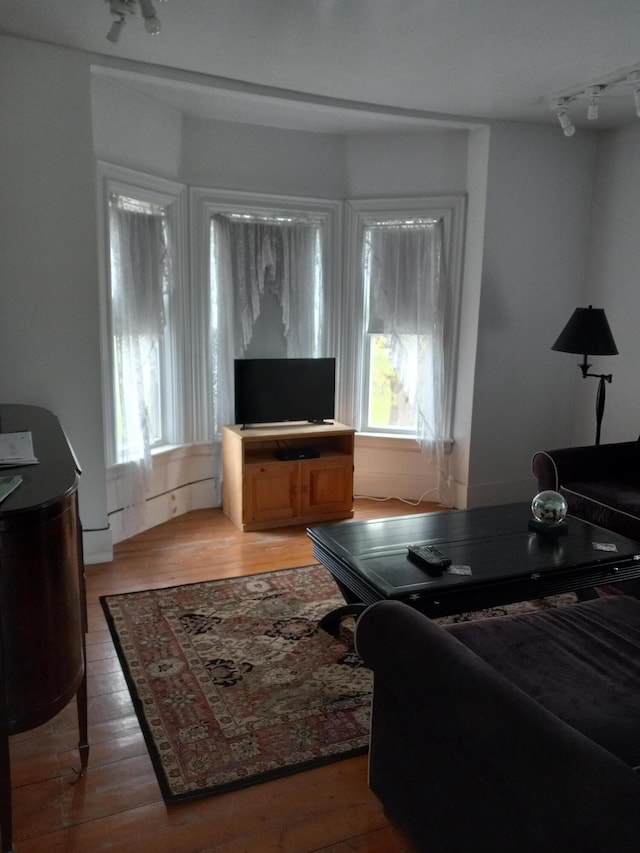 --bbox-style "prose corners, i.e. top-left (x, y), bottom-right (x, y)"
top-left (308, 502), bottom-right (640, 600)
